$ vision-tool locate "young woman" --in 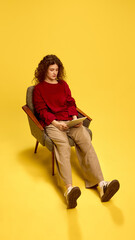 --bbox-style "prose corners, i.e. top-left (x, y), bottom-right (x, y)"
top-left (33, 54), bottom-right (120, 208)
